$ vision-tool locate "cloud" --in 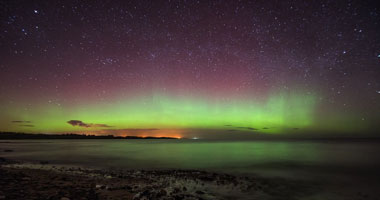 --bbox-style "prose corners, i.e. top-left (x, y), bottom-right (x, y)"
top-left (90, 128), bottom-right (160, 136)
top-left (67, 120), bottom-right (112, 128)
top-left (11, 120), bottom-right (32, 123)
top-left (67, 120), bottom-right (89, 127)
top-left (236, 126), bottom-right (258, 131)
top-left (103, 128), bottom-right (159, 132)
top-left (19, 124), bottom-right (34, 127)
top-left (224, 125), bottom-right (260, 131)
top-left (12, 120), bottom-right (34, 127)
